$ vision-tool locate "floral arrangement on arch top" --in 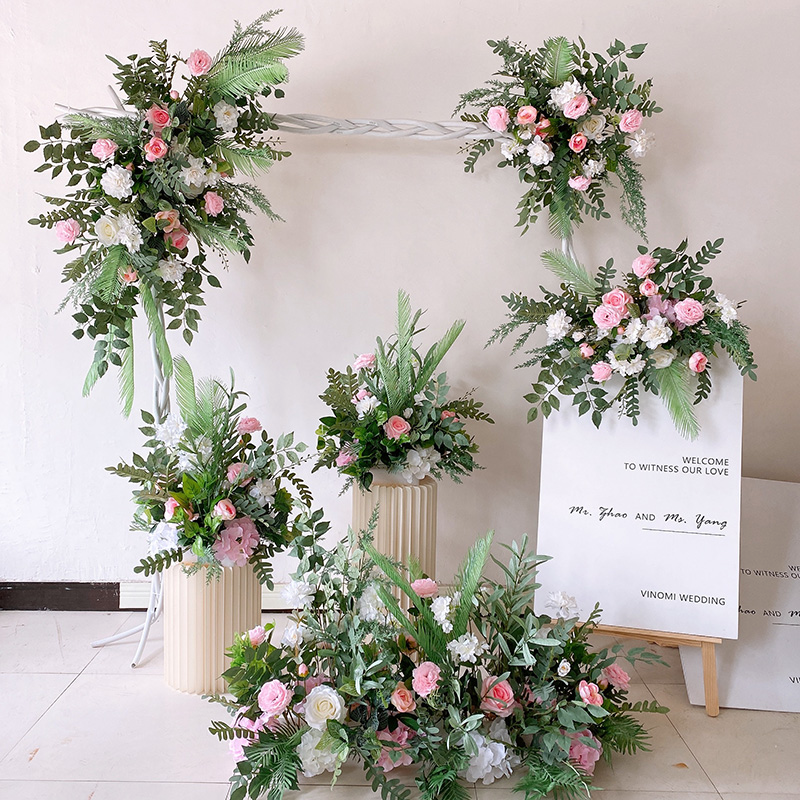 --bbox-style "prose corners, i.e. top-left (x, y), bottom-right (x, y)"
top-left (209, 520), bottom-right (667, 800)
top-left (490, 240), bottom-right (757, 440)
top-left (314, 290), bottom-right (494, 491)
top-left (107, 357), bottom-right (323, 586)
top-left (25, 12), bottom-right (303, 414)
top-left (457, 36), bottom-right (660, 240)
